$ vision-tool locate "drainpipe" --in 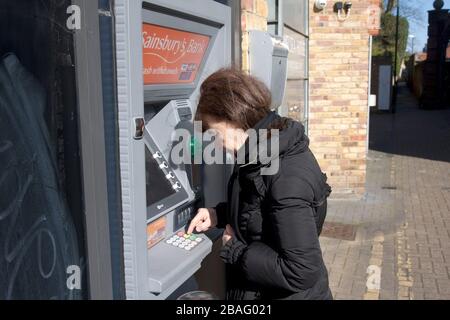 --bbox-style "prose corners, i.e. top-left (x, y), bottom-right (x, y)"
top-left (367, 35), bottom-right (373, 155)
top-left (392, 0), bottom-right (400, 112)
